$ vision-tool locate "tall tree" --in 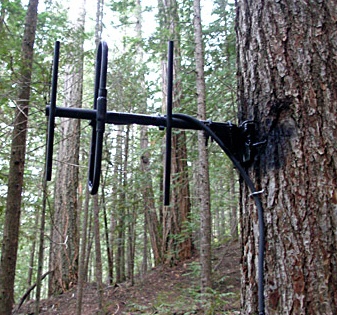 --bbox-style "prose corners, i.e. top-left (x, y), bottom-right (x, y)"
top-left (135, 0), bottom-right (162, 267)
top-left (92, 0), bottom-right (104, 311)
top-left (48, 0), bottom-right (86, 295)
top-left (193, 0), bottom-right (212, 291)
top-left (236, 0), bottom-right (337, 313)
top-left (158, 0), bottom-right (192, 265)
top-left (0, 0), bottom-right (39, 313)
top-left (93, 195), bottom-right (104, 312)
top-left (76, 183), bottom-right (90, 315)
top-left (114, 125), bottom-right (127, 283)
